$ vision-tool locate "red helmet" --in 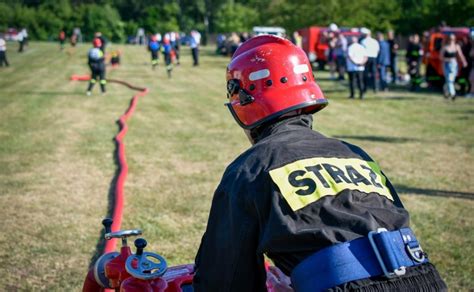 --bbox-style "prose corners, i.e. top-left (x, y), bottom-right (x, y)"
top-left (93, 37), bottom-right (102, 48)
top-left (226, 35), bottom-right (327, 129)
